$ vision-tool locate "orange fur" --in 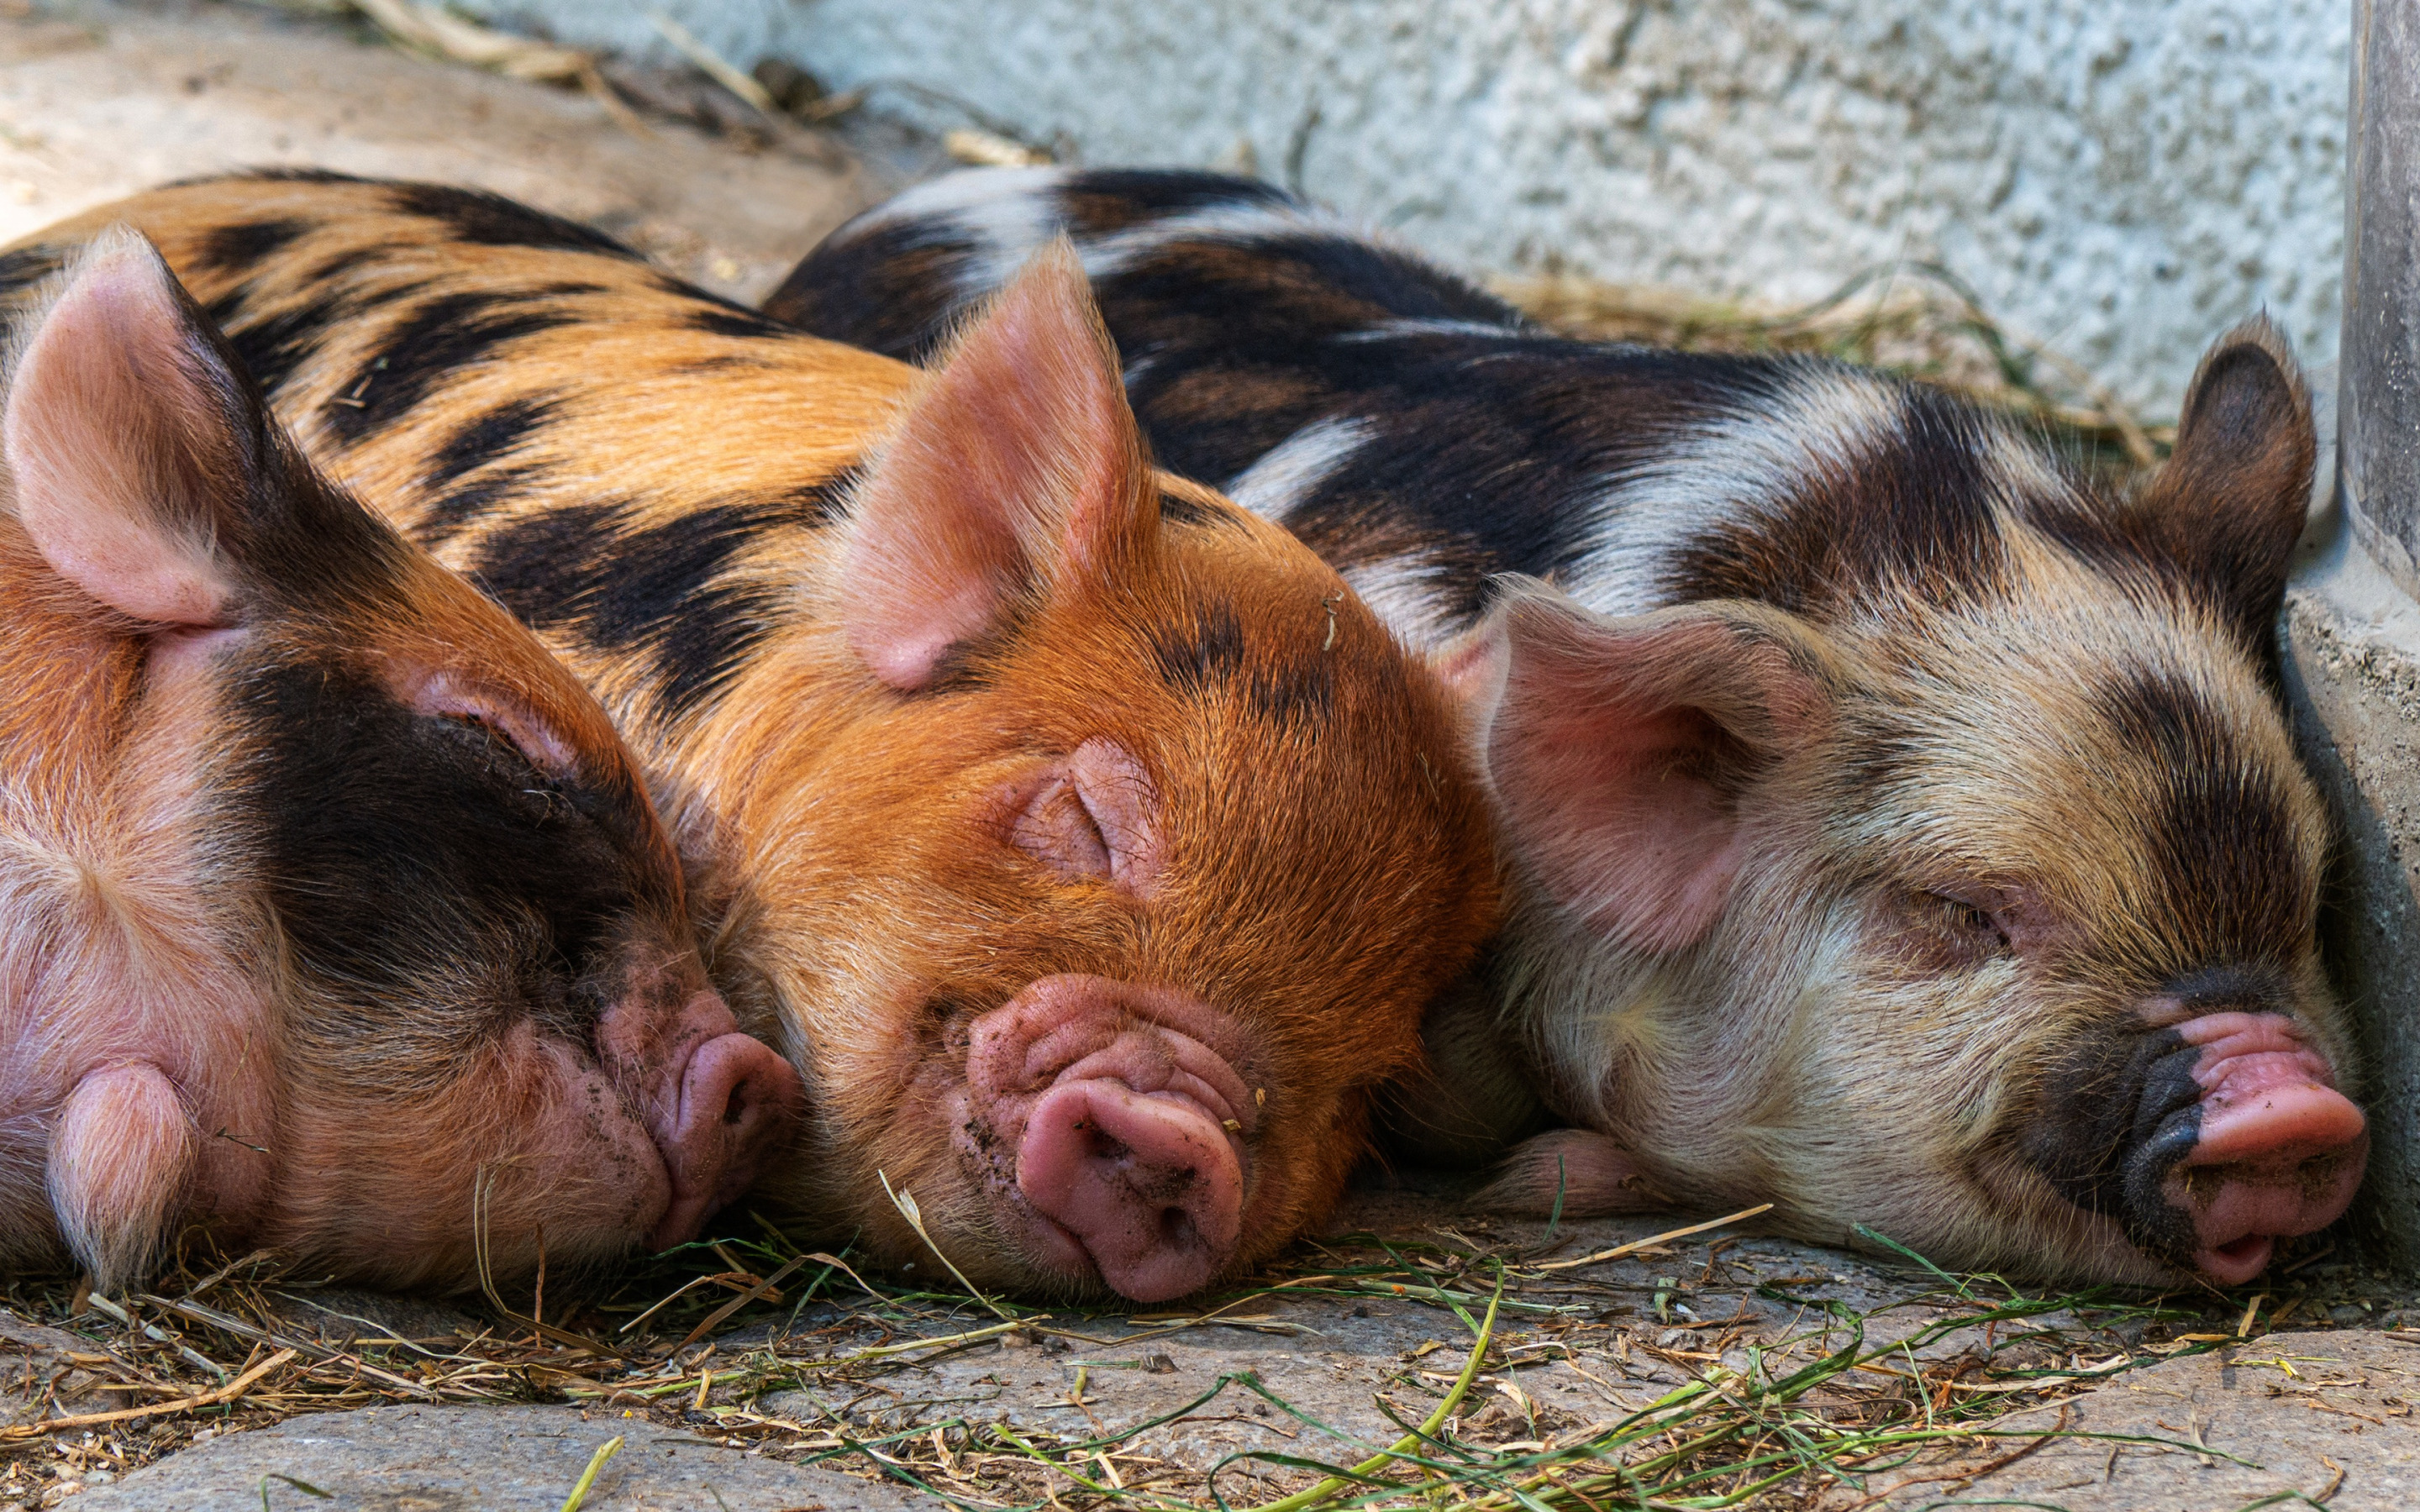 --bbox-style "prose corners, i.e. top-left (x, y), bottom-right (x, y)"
top-left (10, 178), bottom-right (1502, 1296)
